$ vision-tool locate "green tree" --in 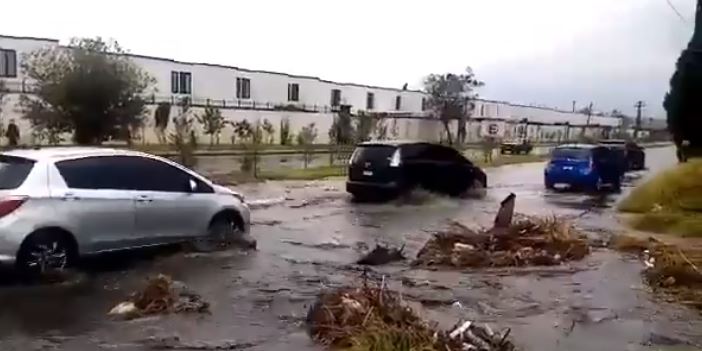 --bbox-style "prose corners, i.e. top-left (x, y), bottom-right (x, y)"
top-left (169, 98), bottom-right (197, 167)
top-left (423, 68), bottom-right (483, 145)
top-left (20, 94), bottom-right (67, 145)
top-left (329, 106), bottom-right (354, 144)
top-left (0, 80), bottom-right (7, 118)
top-left (154, 102), bottom-right (171, 144)
top-left (297, 122), bottom-right (318, 168)
top-left (297, 122), bottom-right (318, 145)
top-left (261, 118), bottom-right (275, 144)
top-left (664, 0), bottom-right (702, 159)
top-left (195, 106), bottom-right (225, 146)
top-left (20, 37), bottom-right (153, 144)
top-left (355, 111), bottom-right (378, 142)
top-left (0, 80), bottom-right (8, 138)
top-left (279, 117), bottom-right (293, 145)
top-left (232, 119), bottom-right (253, 144)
